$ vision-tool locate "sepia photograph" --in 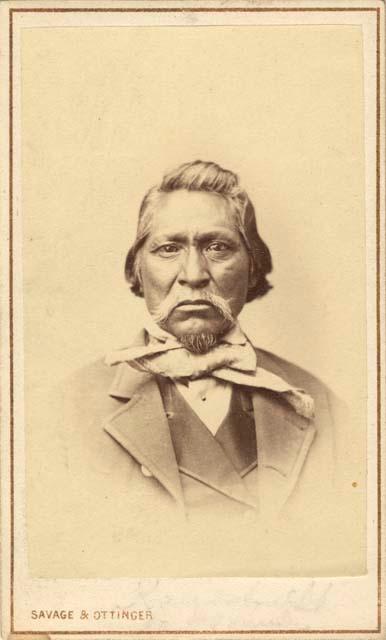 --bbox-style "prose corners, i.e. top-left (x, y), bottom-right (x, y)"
top-left (27, 158), bottom-right (366, 579)
top-left (0, 1), bottom-right (384, 637)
